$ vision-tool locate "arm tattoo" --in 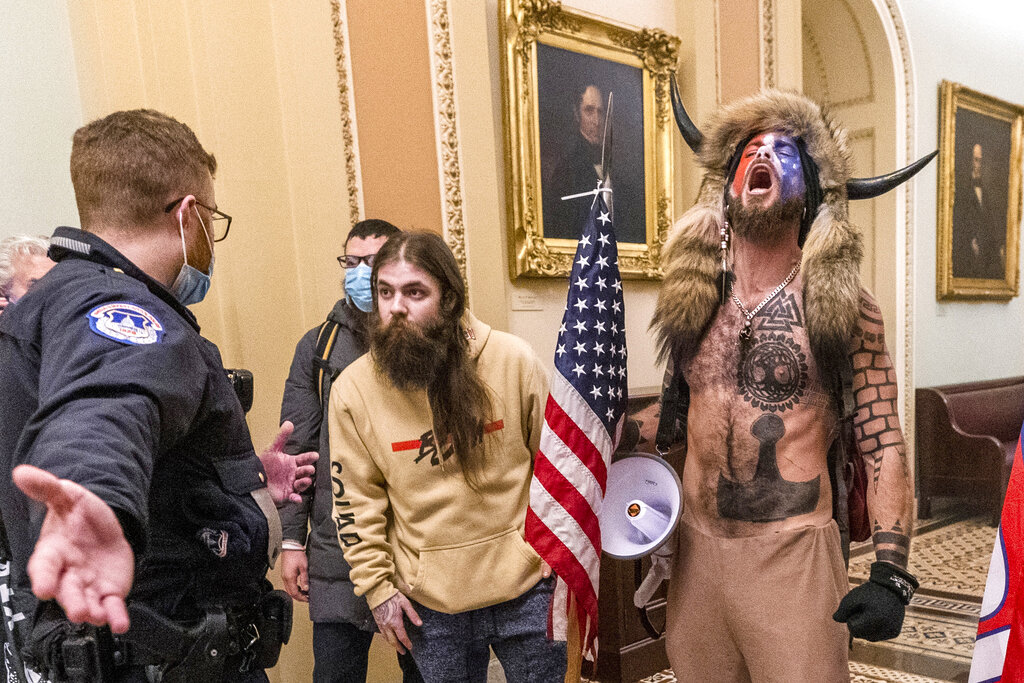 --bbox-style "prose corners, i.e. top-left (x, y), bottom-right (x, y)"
top-left (872, 520), bottom-right (909, 569)
top-left (851, 297), bottom-right (907, 494)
